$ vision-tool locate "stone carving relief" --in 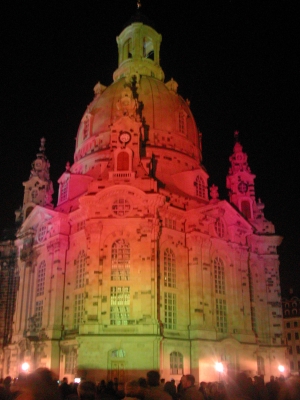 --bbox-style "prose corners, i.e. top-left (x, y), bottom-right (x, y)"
top-left (116, 87), bottom-right (137, 119)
